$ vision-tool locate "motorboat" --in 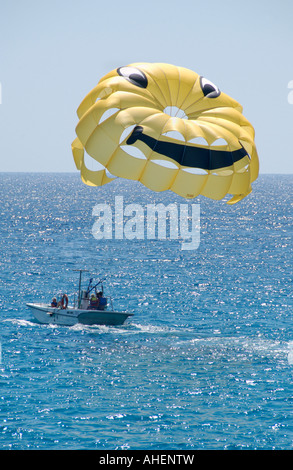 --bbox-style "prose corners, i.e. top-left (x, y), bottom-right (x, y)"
top-left (26, 270), bottom-right (134, 326)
